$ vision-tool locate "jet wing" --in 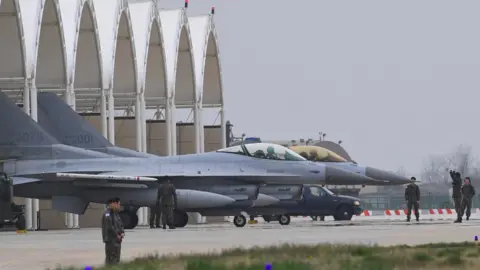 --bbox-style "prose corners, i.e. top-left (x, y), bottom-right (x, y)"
top-left (12, 177), bottom-right (42, 185)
